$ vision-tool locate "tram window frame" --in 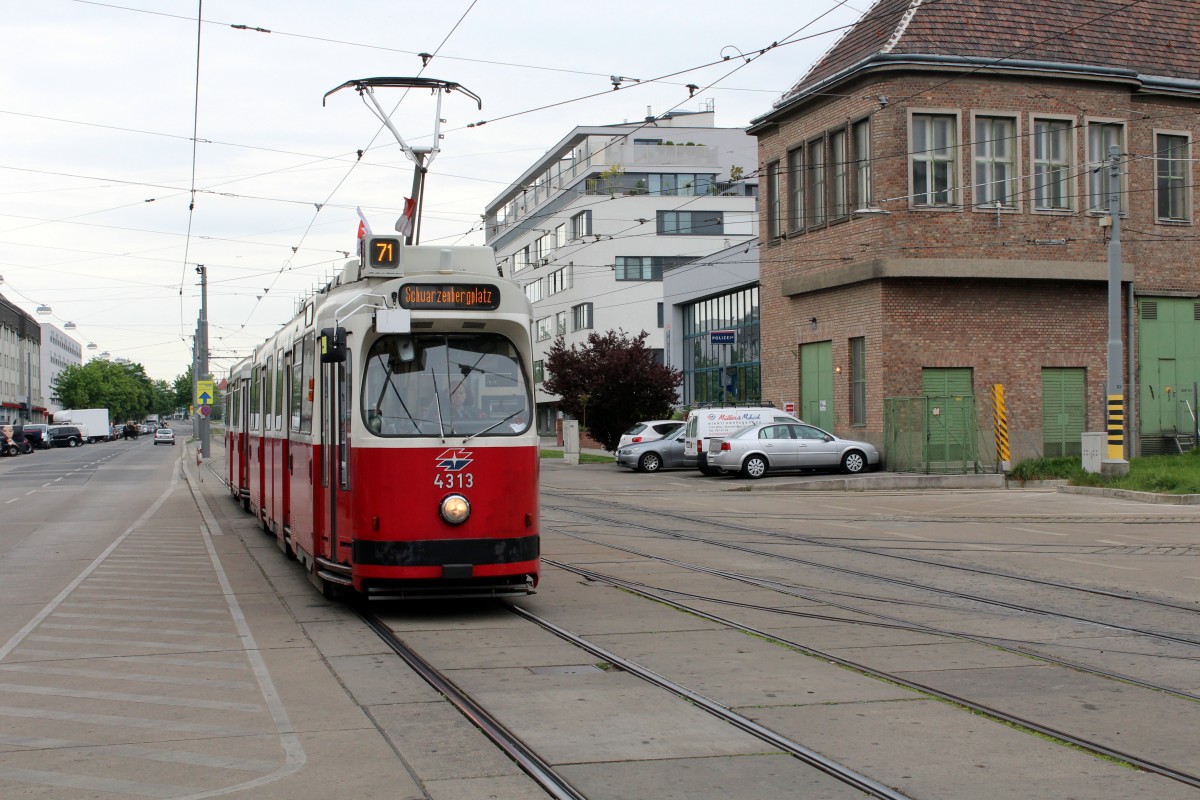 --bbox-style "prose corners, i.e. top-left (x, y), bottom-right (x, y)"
top-left (250, 366), bottom-right (261, 431)
top-left (274, 348), bottom-right (285, 431)
top-left (263, 357), bottom-right (273, 431)
top-left (290, 342), bottom-right (304, 433)
top-left (300, 332), bottom-right (315, 435)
